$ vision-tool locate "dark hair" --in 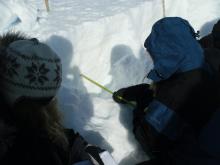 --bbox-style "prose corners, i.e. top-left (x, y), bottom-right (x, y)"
top-left (0, 32), bottom-right (29, 108)
top-left (12, 98), bottom-right (69, 150)
top-left (0, 32), bottom-right (69, 151)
